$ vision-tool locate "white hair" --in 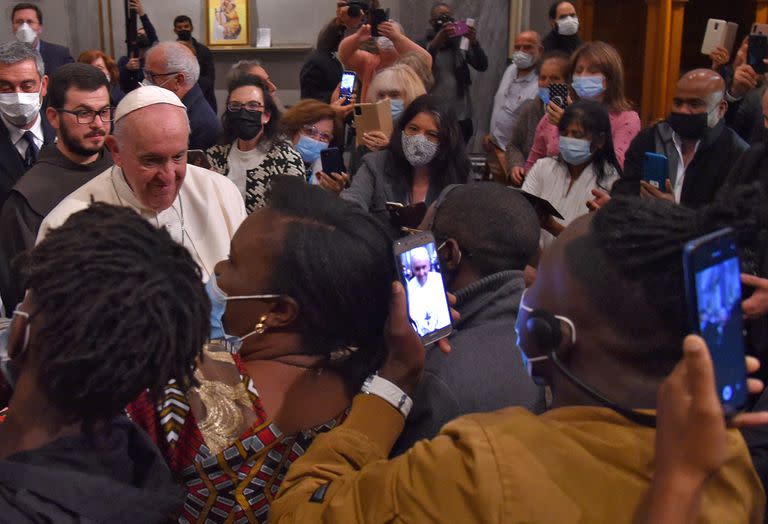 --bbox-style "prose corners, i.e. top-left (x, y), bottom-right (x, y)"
top-left (147, 41), bottom-right (200, 86)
